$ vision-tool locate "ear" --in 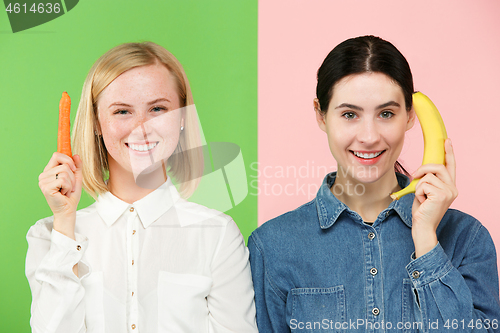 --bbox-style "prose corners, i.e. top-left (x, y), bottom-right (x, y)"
top-left (181, 106), bottom-right (186, 129)
top-left (314, 98), bottom-right (327, 132)
top-left (406, 106), bottom-right (416, 131)
top-left (94, 107), bottom-right (103, 136)
top-left (94, 121), bottom-right (102, 136)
